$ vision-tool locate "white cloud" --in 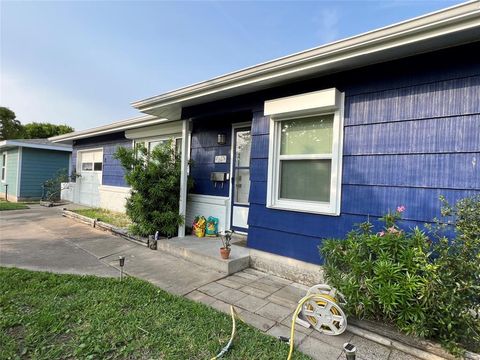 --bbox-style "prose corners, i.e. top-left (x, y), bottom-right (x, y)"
top-left (313, 8), bottom-right (340, 44)
top-left (0, 70), bottom-right (137, 131)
